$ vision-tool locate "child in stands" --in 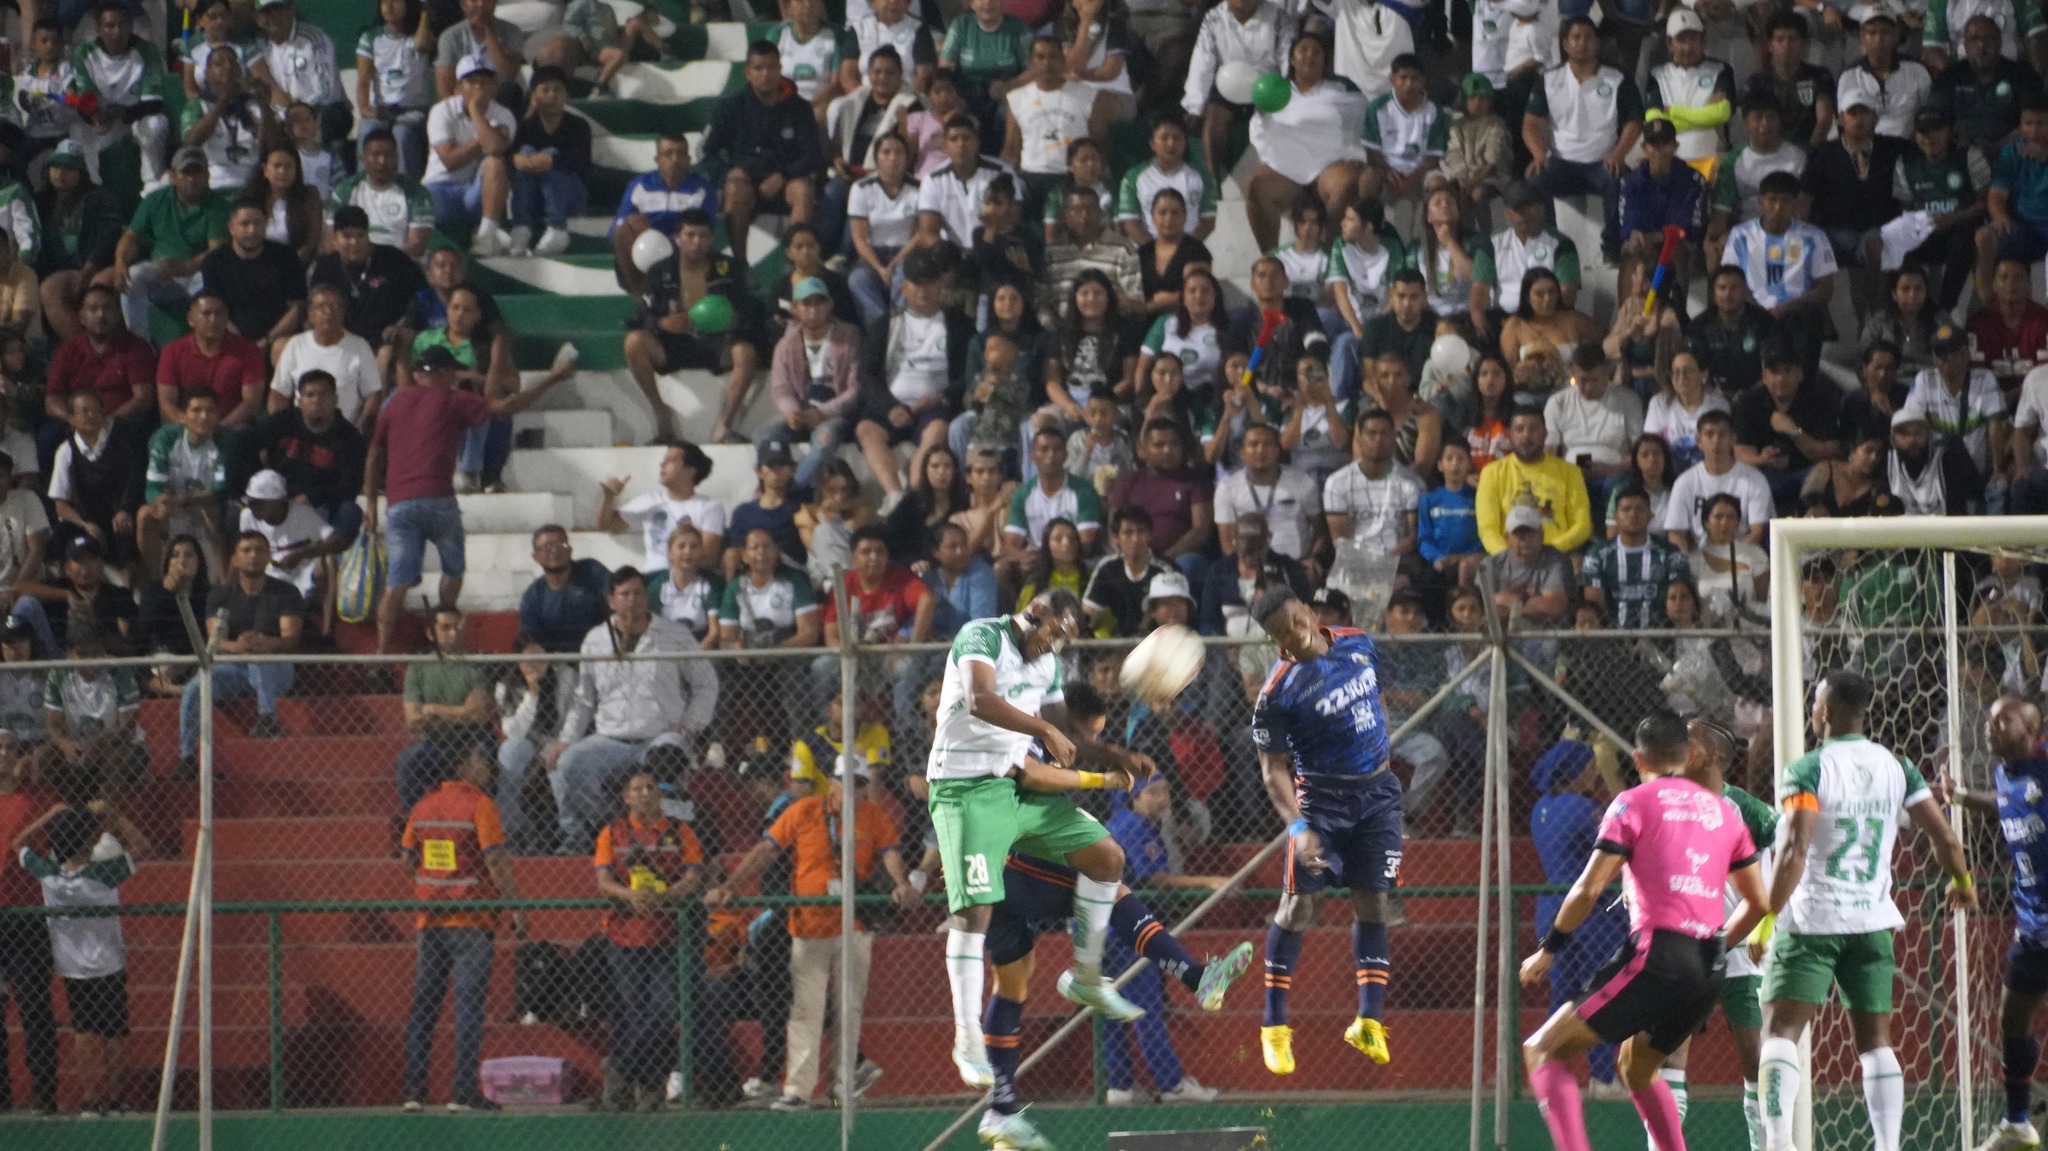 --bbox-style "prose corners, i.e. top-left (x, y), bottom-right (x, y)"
top-left (14, 799), bottom-right (144, 1118)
